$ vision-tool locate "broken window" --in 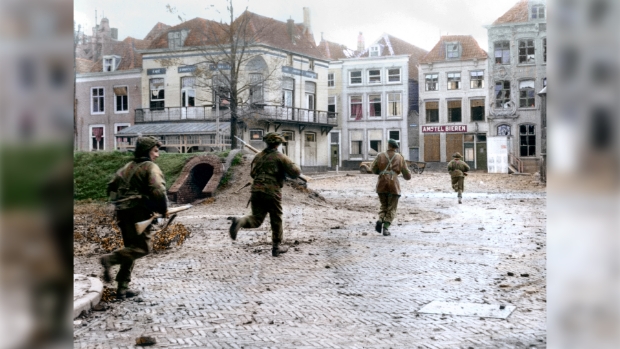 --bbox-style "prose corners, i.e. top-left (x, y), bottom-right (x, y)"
top-left (531, 5), bottom-right (545, 19)
top-left (91, 87), bottom-right (104, 114)
top-left (370, 46), bottom-right (380, 57)
top-left (426, 101), bottom-right (439, 123)
top-left (497, 124), bottom-right (511, 136)
top-left (249, 73), bottom-right (264, 104)
top-left (387, 93), bottom-right (401, 117)
top-left (368, 129), bottom-right (382, 156)
top-left (350, 130), bottom-right (363, 156)
top-left (425, 73), bottom-right (438, 91)
top-left (447, 72), bottom-right (461, 90)
top-left (446, 43), bottom-right (460, 59)
top-left (349, 70), bottom-right (362, 85)
top-left (470, 99), bottom-right (485, 122)
top-left (104, 58), bottom-right (114, 72)
top-left (150, 78), bottom-right (165, 110)
top-left (495, 80), bottom-right (511, 108)
top-left (519, 124), bottom-right (536, 156)
top-left (519, 80), bottom-right (536, 108)
top-left (114, 123), bottom-right (130, 150)
top-left (350, 96), bottom-right (363, 120)
top-left (181, 77), bottom-right (195, 107)
top-left (388, 68), bottom-right (401, 83)
top-left (389, 130), bottom-right (400, 148)
top-left (168, 30), bottom-right (188, 50)
top-left (250, 129), bottom-right (263, 141)
top-left (113, 86), bottom-right (128, 112)
top-left (213, 74), bottom-right (231, 108)
top-left (282, 131), bottom-right (294, 141)
top-left (519, 39), bottom-right (535, 64)
top-left (494, 41), bottom-right (510, 64)
top-left (543, 38), bottom-right (547, 63)
top-left (281, 77), bottom-right (294, 108)
top-left (328, 96), bottom-right (336, 118)
top-left (470, 71), bottom-right (484, 89)
top-left (305, 81), bottom-right (316, 110)
top-left (448, 100), bottom-right (462, 122)
top-left (328, 73), bottom-right (334, 87)
top-left (368, 94), bottom-right (381, 117)
top-left (368, 69), bottom-right (381, 84)
top-left (90, 125), bottom-right (104, 151)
